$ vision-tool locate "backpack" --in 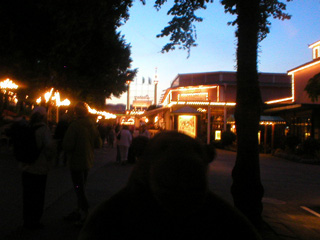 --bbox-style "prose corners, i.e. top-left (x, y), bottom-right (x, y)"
top-left (12, 122), bottom-right (43, 164)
